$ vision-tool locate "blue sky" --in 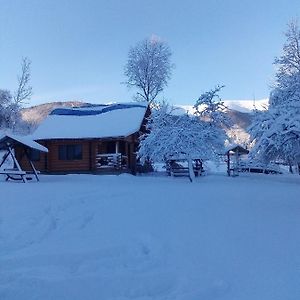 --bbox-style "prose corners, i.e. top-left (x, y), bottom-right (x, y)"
top-left (0, 0), bottom-right (299, 106)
